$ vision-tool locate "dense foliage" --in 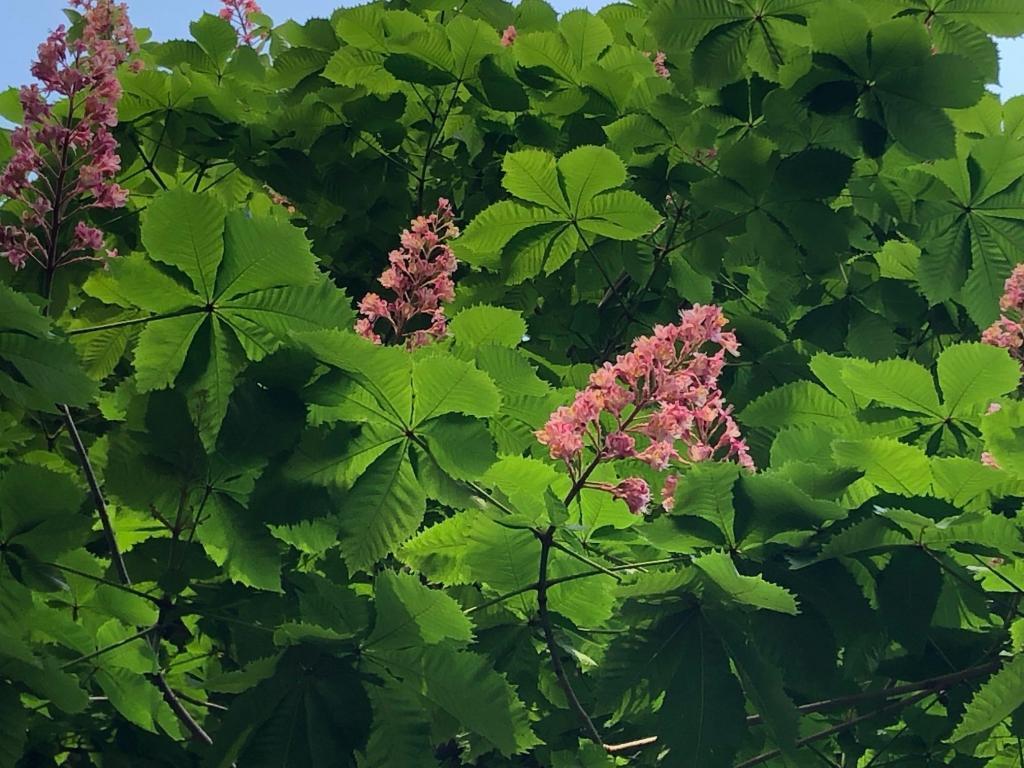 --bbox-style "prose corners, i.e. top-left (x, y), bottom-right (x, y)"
top-left (2, 0), bottom-right (1024, 765)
